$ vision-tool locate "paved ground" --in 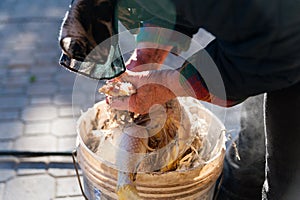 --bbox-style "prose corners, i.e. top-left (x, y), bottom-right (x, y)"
top-left (0, 0), bottom-right (242, 199)
top-left (0, 0), bottom-right (87, 199)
